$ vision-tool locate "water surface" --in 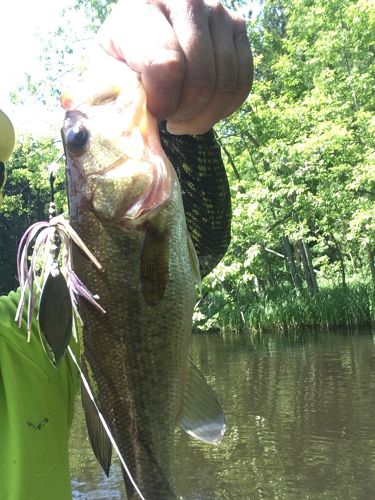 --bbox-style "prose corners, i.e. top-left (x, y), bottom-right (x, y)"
top-left (70, 330), bottom-right (375, 499)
